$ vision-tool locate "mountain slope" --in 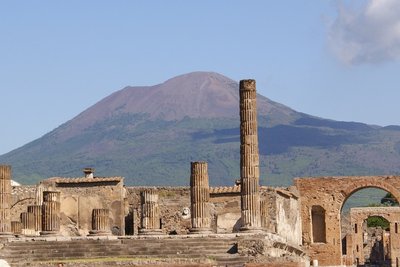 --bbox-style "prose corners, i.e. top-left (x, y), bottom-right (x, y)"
top-left (2, 72), bottom-right (400, 186)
